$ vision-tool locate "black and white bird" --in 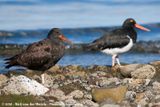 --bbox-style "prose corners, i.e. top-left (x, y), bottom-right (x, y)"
top-left (5, 28), bottom-right (72, 84)
top-left (86, 18), bottom-right (150, 66)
